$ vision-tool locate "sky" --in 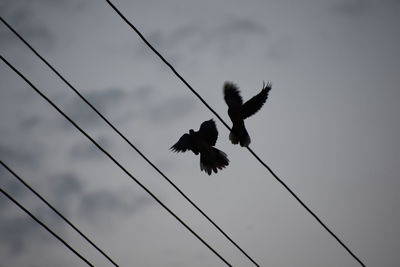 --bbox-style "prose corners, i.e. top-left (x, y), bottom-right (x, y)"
top-left (0, 0), bottom-right (399, 266)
